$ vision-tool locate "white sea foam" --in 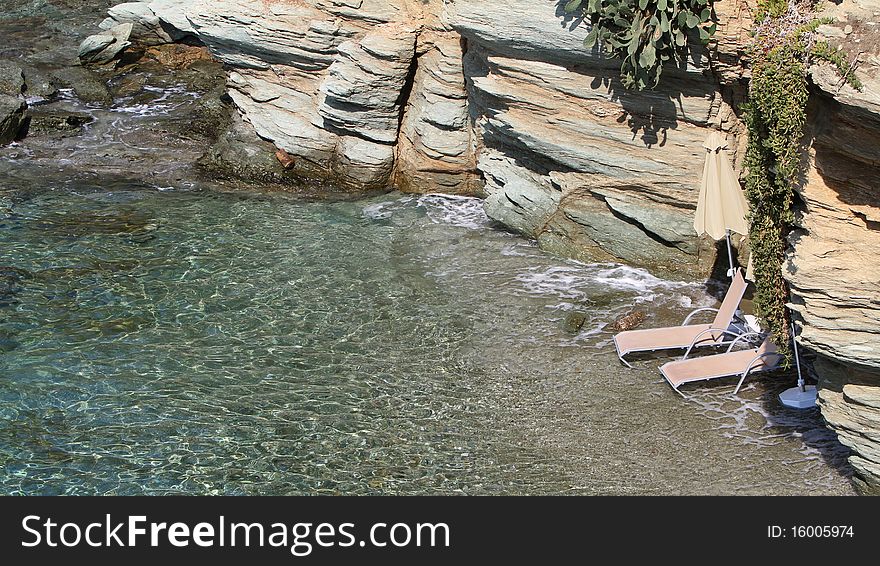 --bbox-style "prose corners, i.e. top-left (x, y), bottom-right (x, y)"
top-left (500, 243), bottom-right (533, 256)
top-left (516, 262), bottom-right (699, 301)
top-left (633, 293), bottom-right (658, 304)
top-left (142, 85), bottom-right (184, 102)
top-left (112, 85), bottom-right (199, 117)
top-left (113, 102), bottom-right (179, 117)
top-left (417, 194), bottom-right (491, 229)
top-left (592, 264), bottom-right (695, 292)
top-left (363, 194), bottom-right (490, 229)
top-left (362, 202), bottom-right (395, 220)
top-left (362, 197), bottom-right (415, 220)
top-left (515, 266), bottom-right (595, 300)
